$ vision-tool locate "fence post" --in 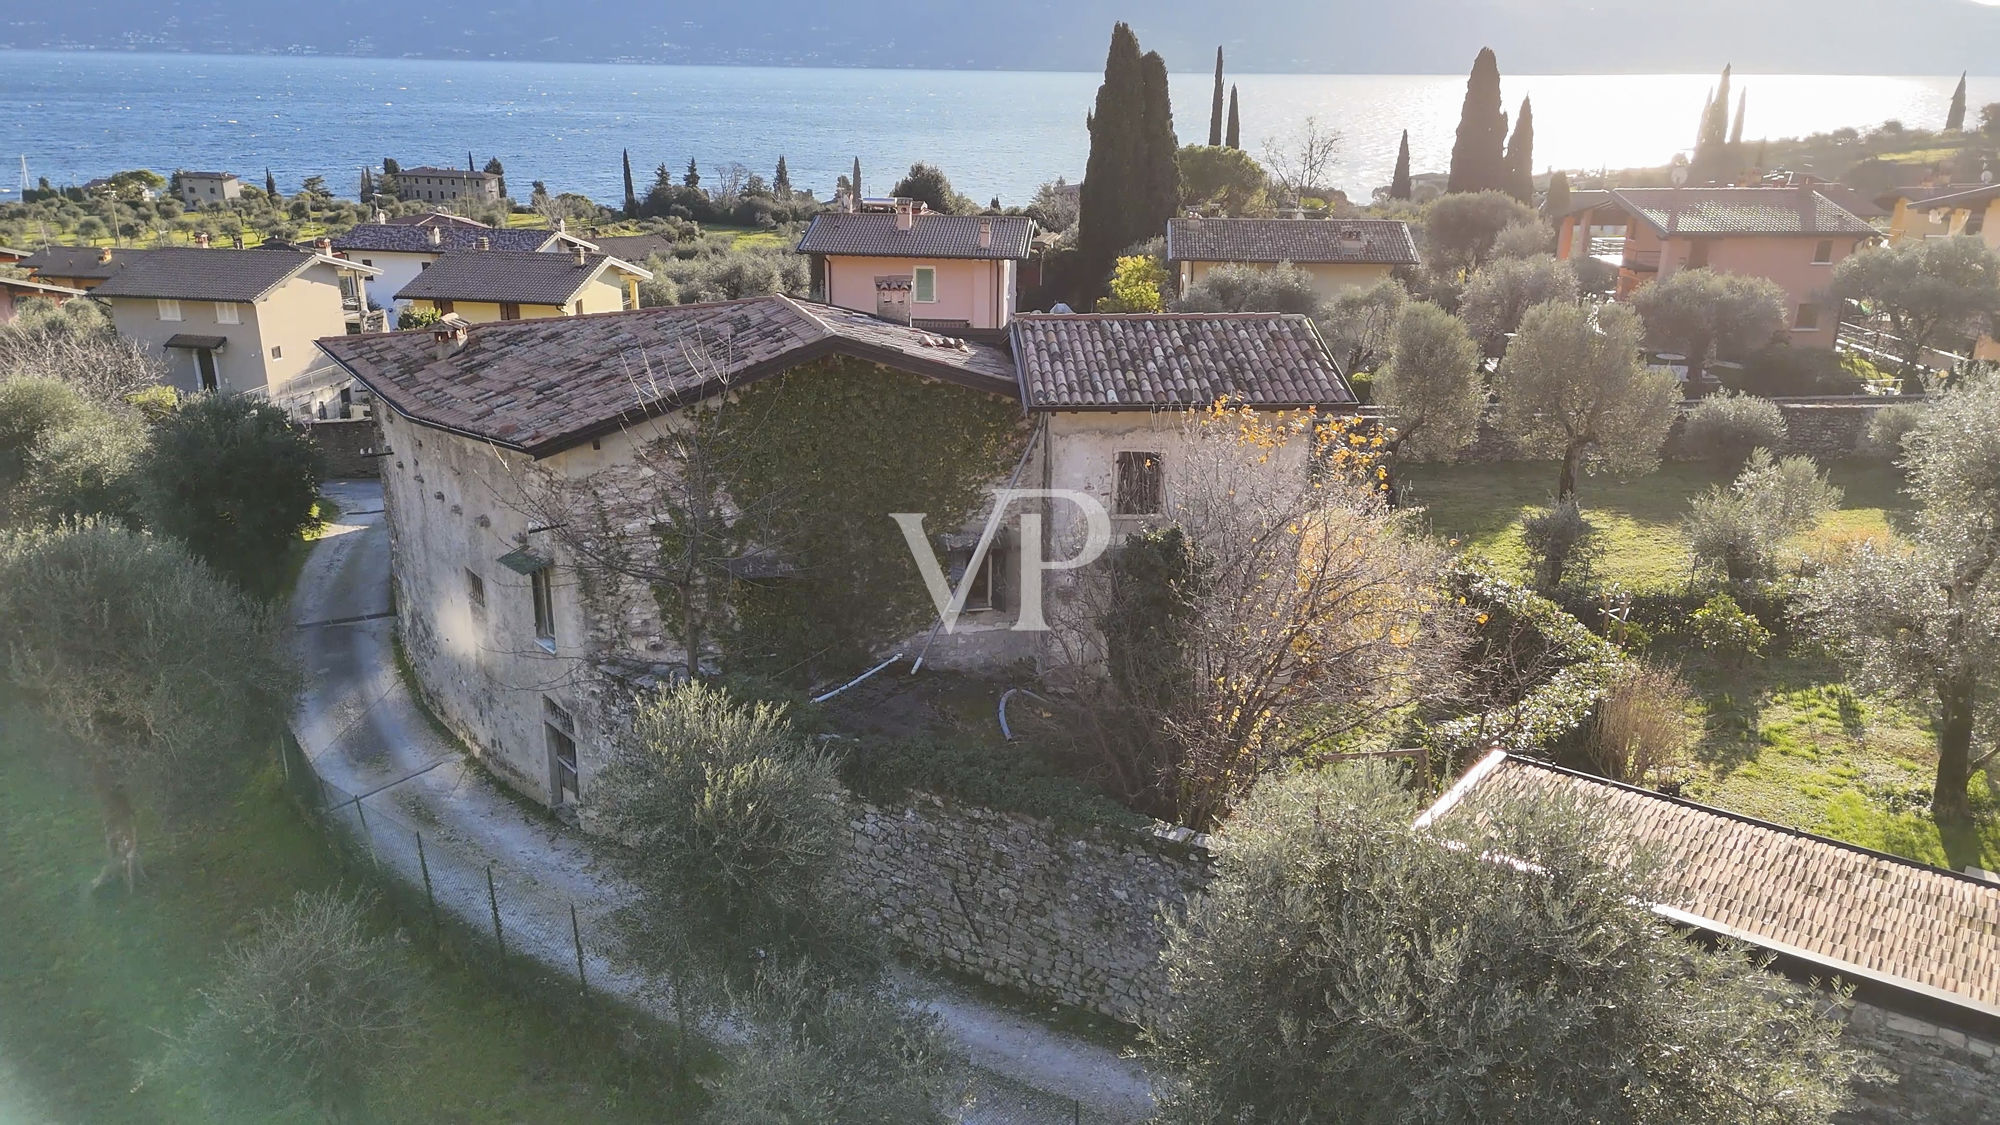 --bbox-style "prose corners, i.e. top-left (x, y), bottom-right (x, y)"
top-left (352, 797), bottom-right (381, 872)
top-left (570, 902), bottom-right (588, 997)
top-left (414, 830), bottom-right (438, 936)
top-left (486, 865), bottom-right (506, 962)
